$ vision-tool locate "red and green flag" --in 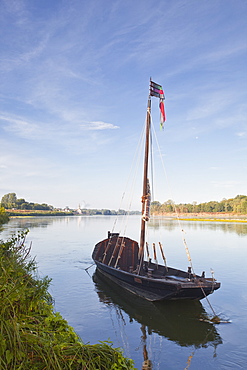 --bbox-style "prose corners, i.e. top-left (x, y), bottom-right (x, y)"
top-left (150, 80), bottom-right (164, 99)
top-left (150, 80), bottom-right (166, 129)
top-left (159, 99), bottom-right (166, 129)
